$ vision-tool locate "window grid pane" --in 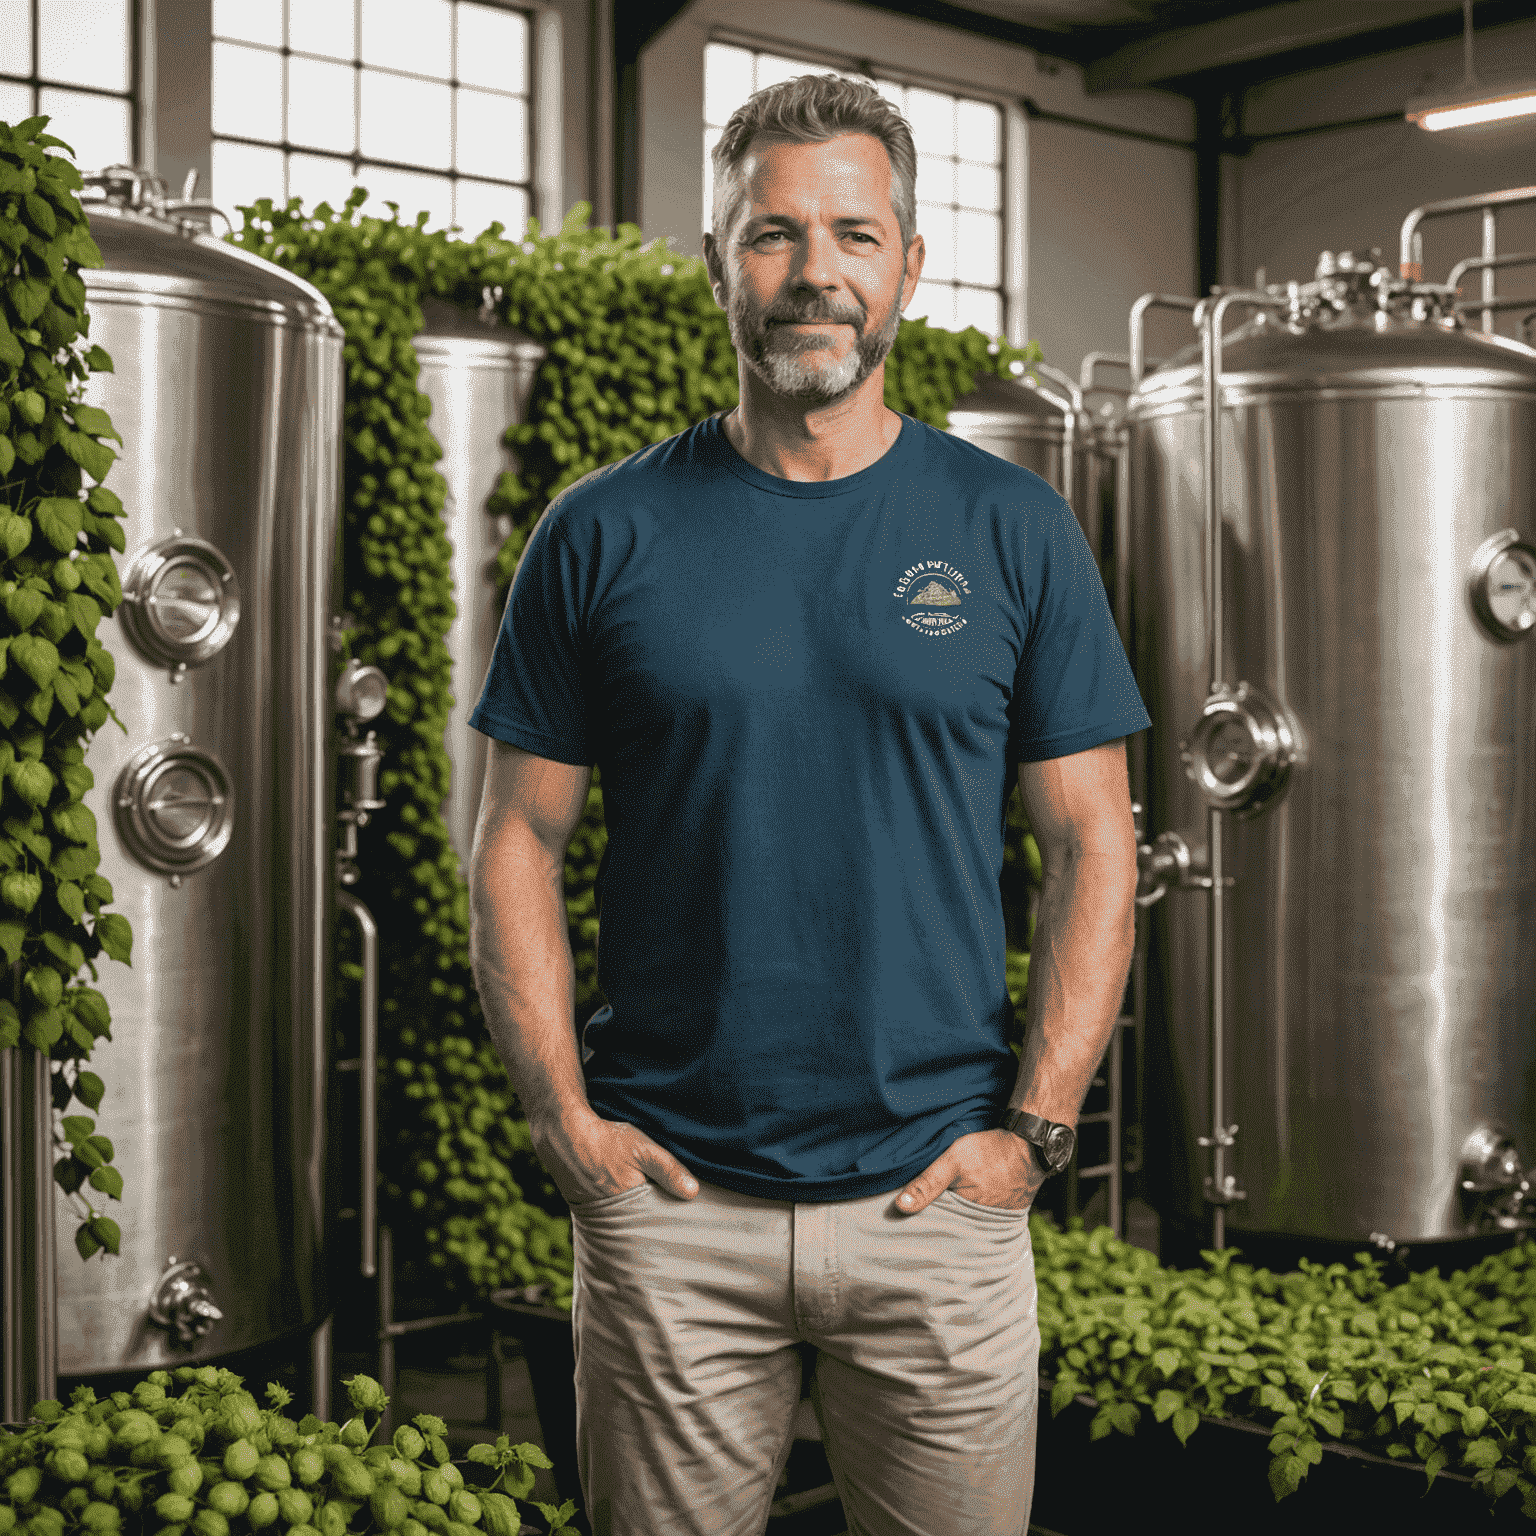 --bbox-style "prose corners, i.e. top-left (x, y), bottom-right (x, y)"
top-left (2, 0), bottom-right (138, 168)
top-left (212, 0), bottom-right (532, 235)
top-left (701, 42), bottom-right (1006, 336)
